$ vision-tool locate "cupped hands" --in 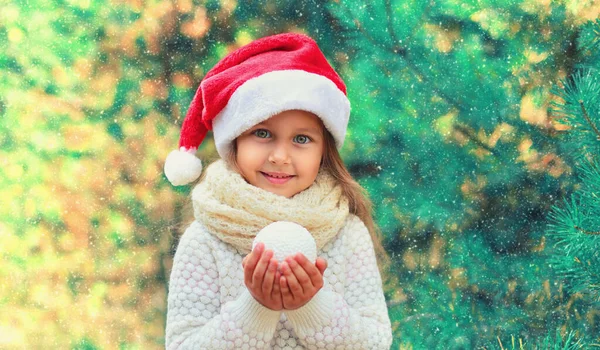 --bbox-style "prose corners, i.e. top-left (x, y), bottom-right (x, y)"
top-left (242, 242), bottom-right (328, 311)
